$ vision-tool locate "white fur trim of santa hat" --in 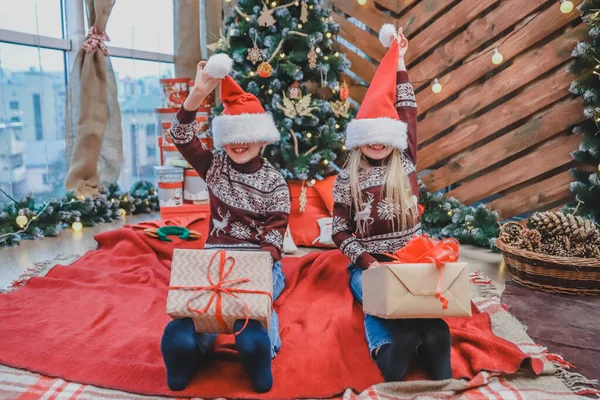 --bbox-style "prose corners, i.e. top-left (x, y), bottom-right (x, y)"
top-left (212, 113), bottom-right (280, 149)
top-left (204, 53), bottom-right (233, 79)
top-left (345, 117), bottom-right (408, 150)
